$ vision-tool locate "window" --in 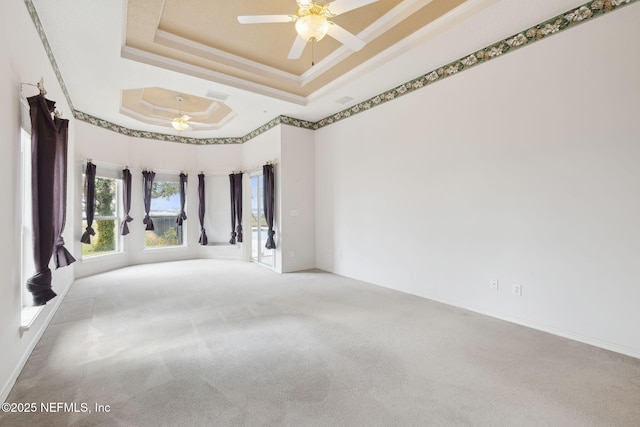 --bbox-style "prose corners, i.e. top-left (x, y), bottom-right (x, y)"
top-left (20, 128), bottom-right (34, 307)
top-left (145, 179), bottom-right (185, 248)
top-left (250, 172), bottom-right (274, 268)
top-left (82, 171), bottom-right (121, 257)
